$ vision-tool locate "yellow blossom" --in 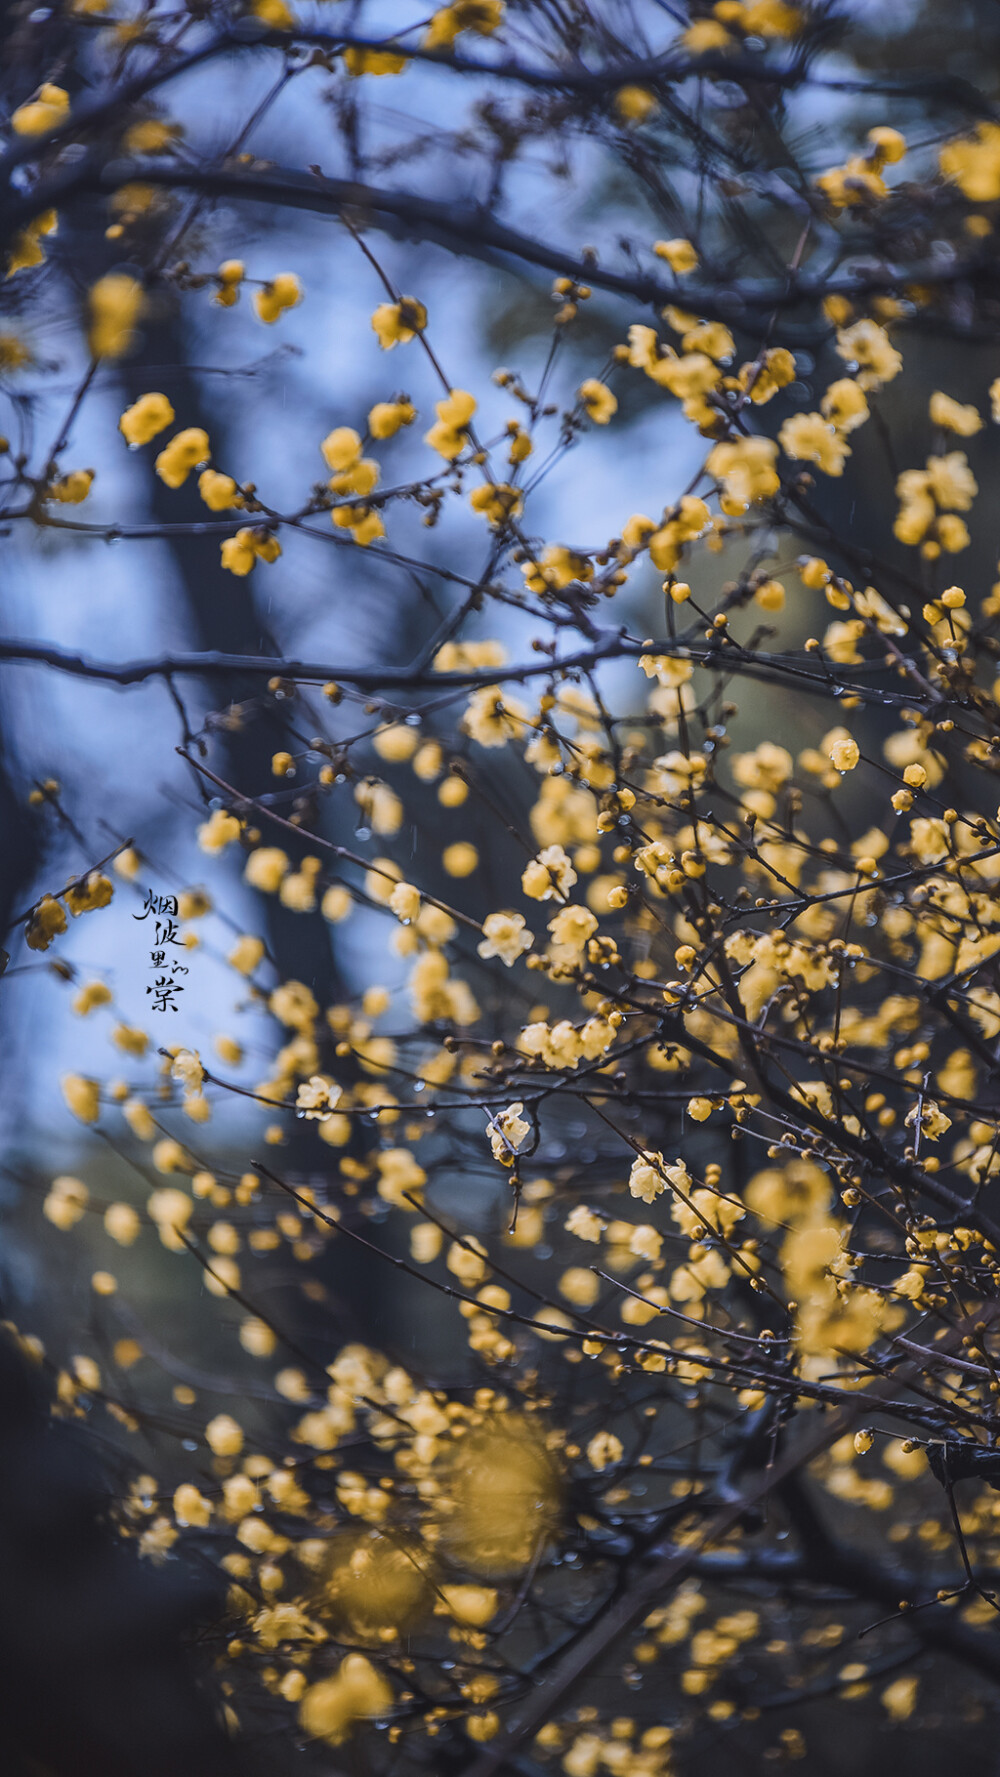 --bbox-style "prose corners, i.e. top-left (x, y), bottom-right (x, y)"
top-left (12, 83), bottom-right (70, 136)
top-left (940, 121), bottom-right (1000, 201)
top-left (25, 894), bottom-right (67, 951)
top-left (654, 237), bottom-right (699, 273)
top-left (155, 427), bottom-right (210, 488)
top-left (579, 378), bottom-right (618, 422)
top-left (119, 392), bottom-right (175, 446)
top-left (368, 399), bottom-right (416, 437)
top-left (629, 1153), bottom-right (665, 1204)
top-left (706, 435), bottom-right (780, 507)
top-left (779, 412), bottom-right (850, 475)
top-left (488, 1102), bottom-right (530, 1165)
top-left (478, 911), bottom-right (533, 965)
top-left (522, 844), bottom-right (577, 901)
top-left (88, 274), bottom-right (144, 359)
top-left (835, 319), bottom-right (901, 389)
top-left (254, 272), bottom-right (301, 324)
top-left (425, 388), bottom-right (476, 459)
top-left (929, 391), bottom-right (982, 435)
top-left (299, 1656), bottom-right (392, 1745)
top-left (372, 297), bottom-right (427, 348)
